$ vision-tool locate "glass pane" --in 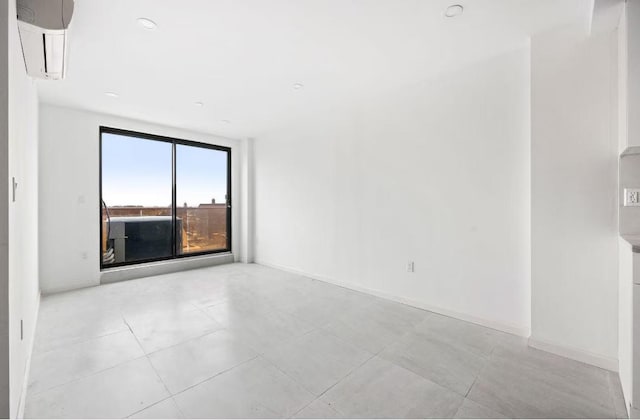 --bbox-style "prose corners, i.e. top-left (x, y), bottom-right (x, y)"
top-left (176, 144), bottom-right (229, 254)
top-left (101, 133), bottom-right (173, 265)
